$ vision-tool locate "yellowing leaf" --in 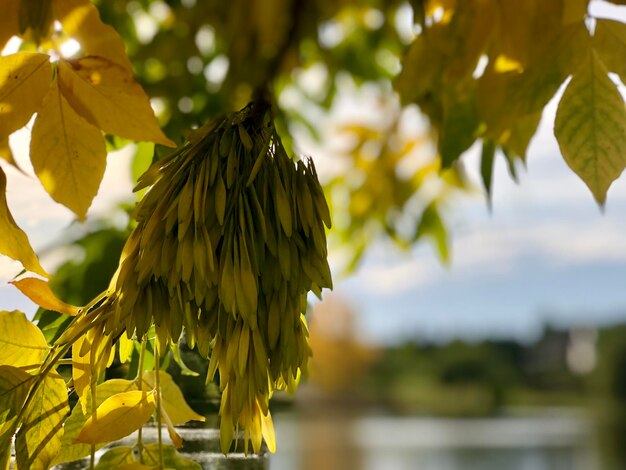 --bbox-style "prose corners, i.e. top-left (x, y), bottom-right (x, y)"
top-left (93, 446), bottom-right (136, 469)
top-left (10, 277), bottom-right (79, 316)
top-left (0, 52), bottom-right (51, 139)
top-left (15, 372), bottom-right (68, 470)
top-left (142, 370), bottom-right (205, 426)
top-left (53, 379), bottom-right (137, 466)
top-left (141, 444), bottom-right (202, 470)
top-left (30, 77), bottom-right (107, 220)
top-left (593, 19), bottom-right (626, 86)
top-left (0, 310), bottom-right (48, 369)
top-left (0, 0), bottom-right (19, 50)
top-left (118, 334), bottom-right (134, 364)
top-left (261, 410), bottom-right (276, 453)
top-left (51, 0), bottom-right (133, 71)
top-left (555, 50), bottom-right (626, 204)
top-left (0, 168), bottom-right (48, 276)
top-left (58, 58), bottom-right (175, 147)
top-left (75, 390), bottom-right (156, 445)
top-left (71, 335), bottom-right (91, 413)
